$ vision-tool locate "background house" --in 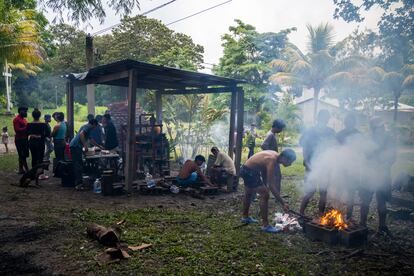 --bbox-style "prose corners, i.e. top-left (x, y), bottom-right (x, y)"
top-left (295, 89), bottom-right (414, 132)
